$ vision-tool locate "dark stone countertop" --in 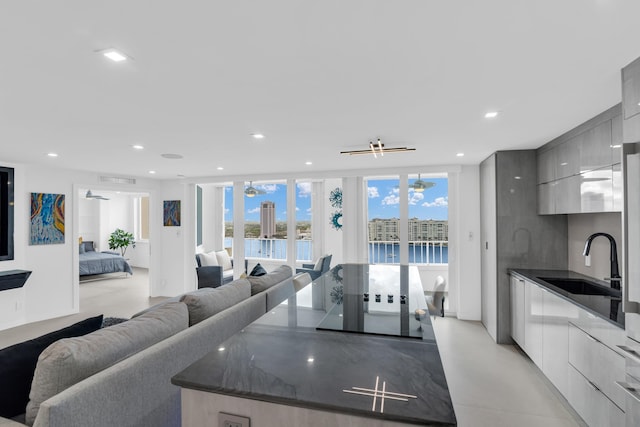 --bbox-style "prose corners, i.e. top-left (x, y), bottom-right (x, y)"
top-left (509, 268), bottom-right (624, 328)
top-left (172, 264), bottom-right (456, 426)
